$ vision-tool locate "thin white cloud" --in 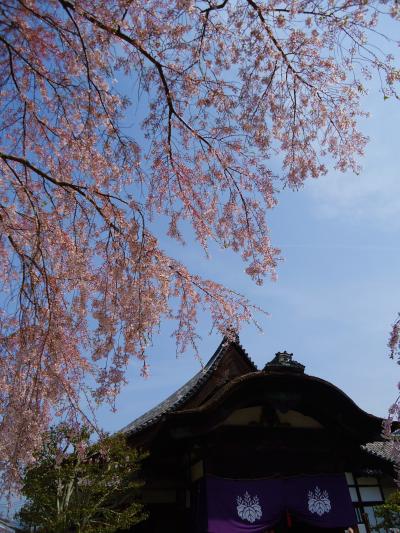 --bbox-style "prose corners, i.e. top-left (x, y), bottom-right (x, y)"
top-left (306, 164), bottom-right (400, 223)
top-left (305, 93), bottom-right (400, 224)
